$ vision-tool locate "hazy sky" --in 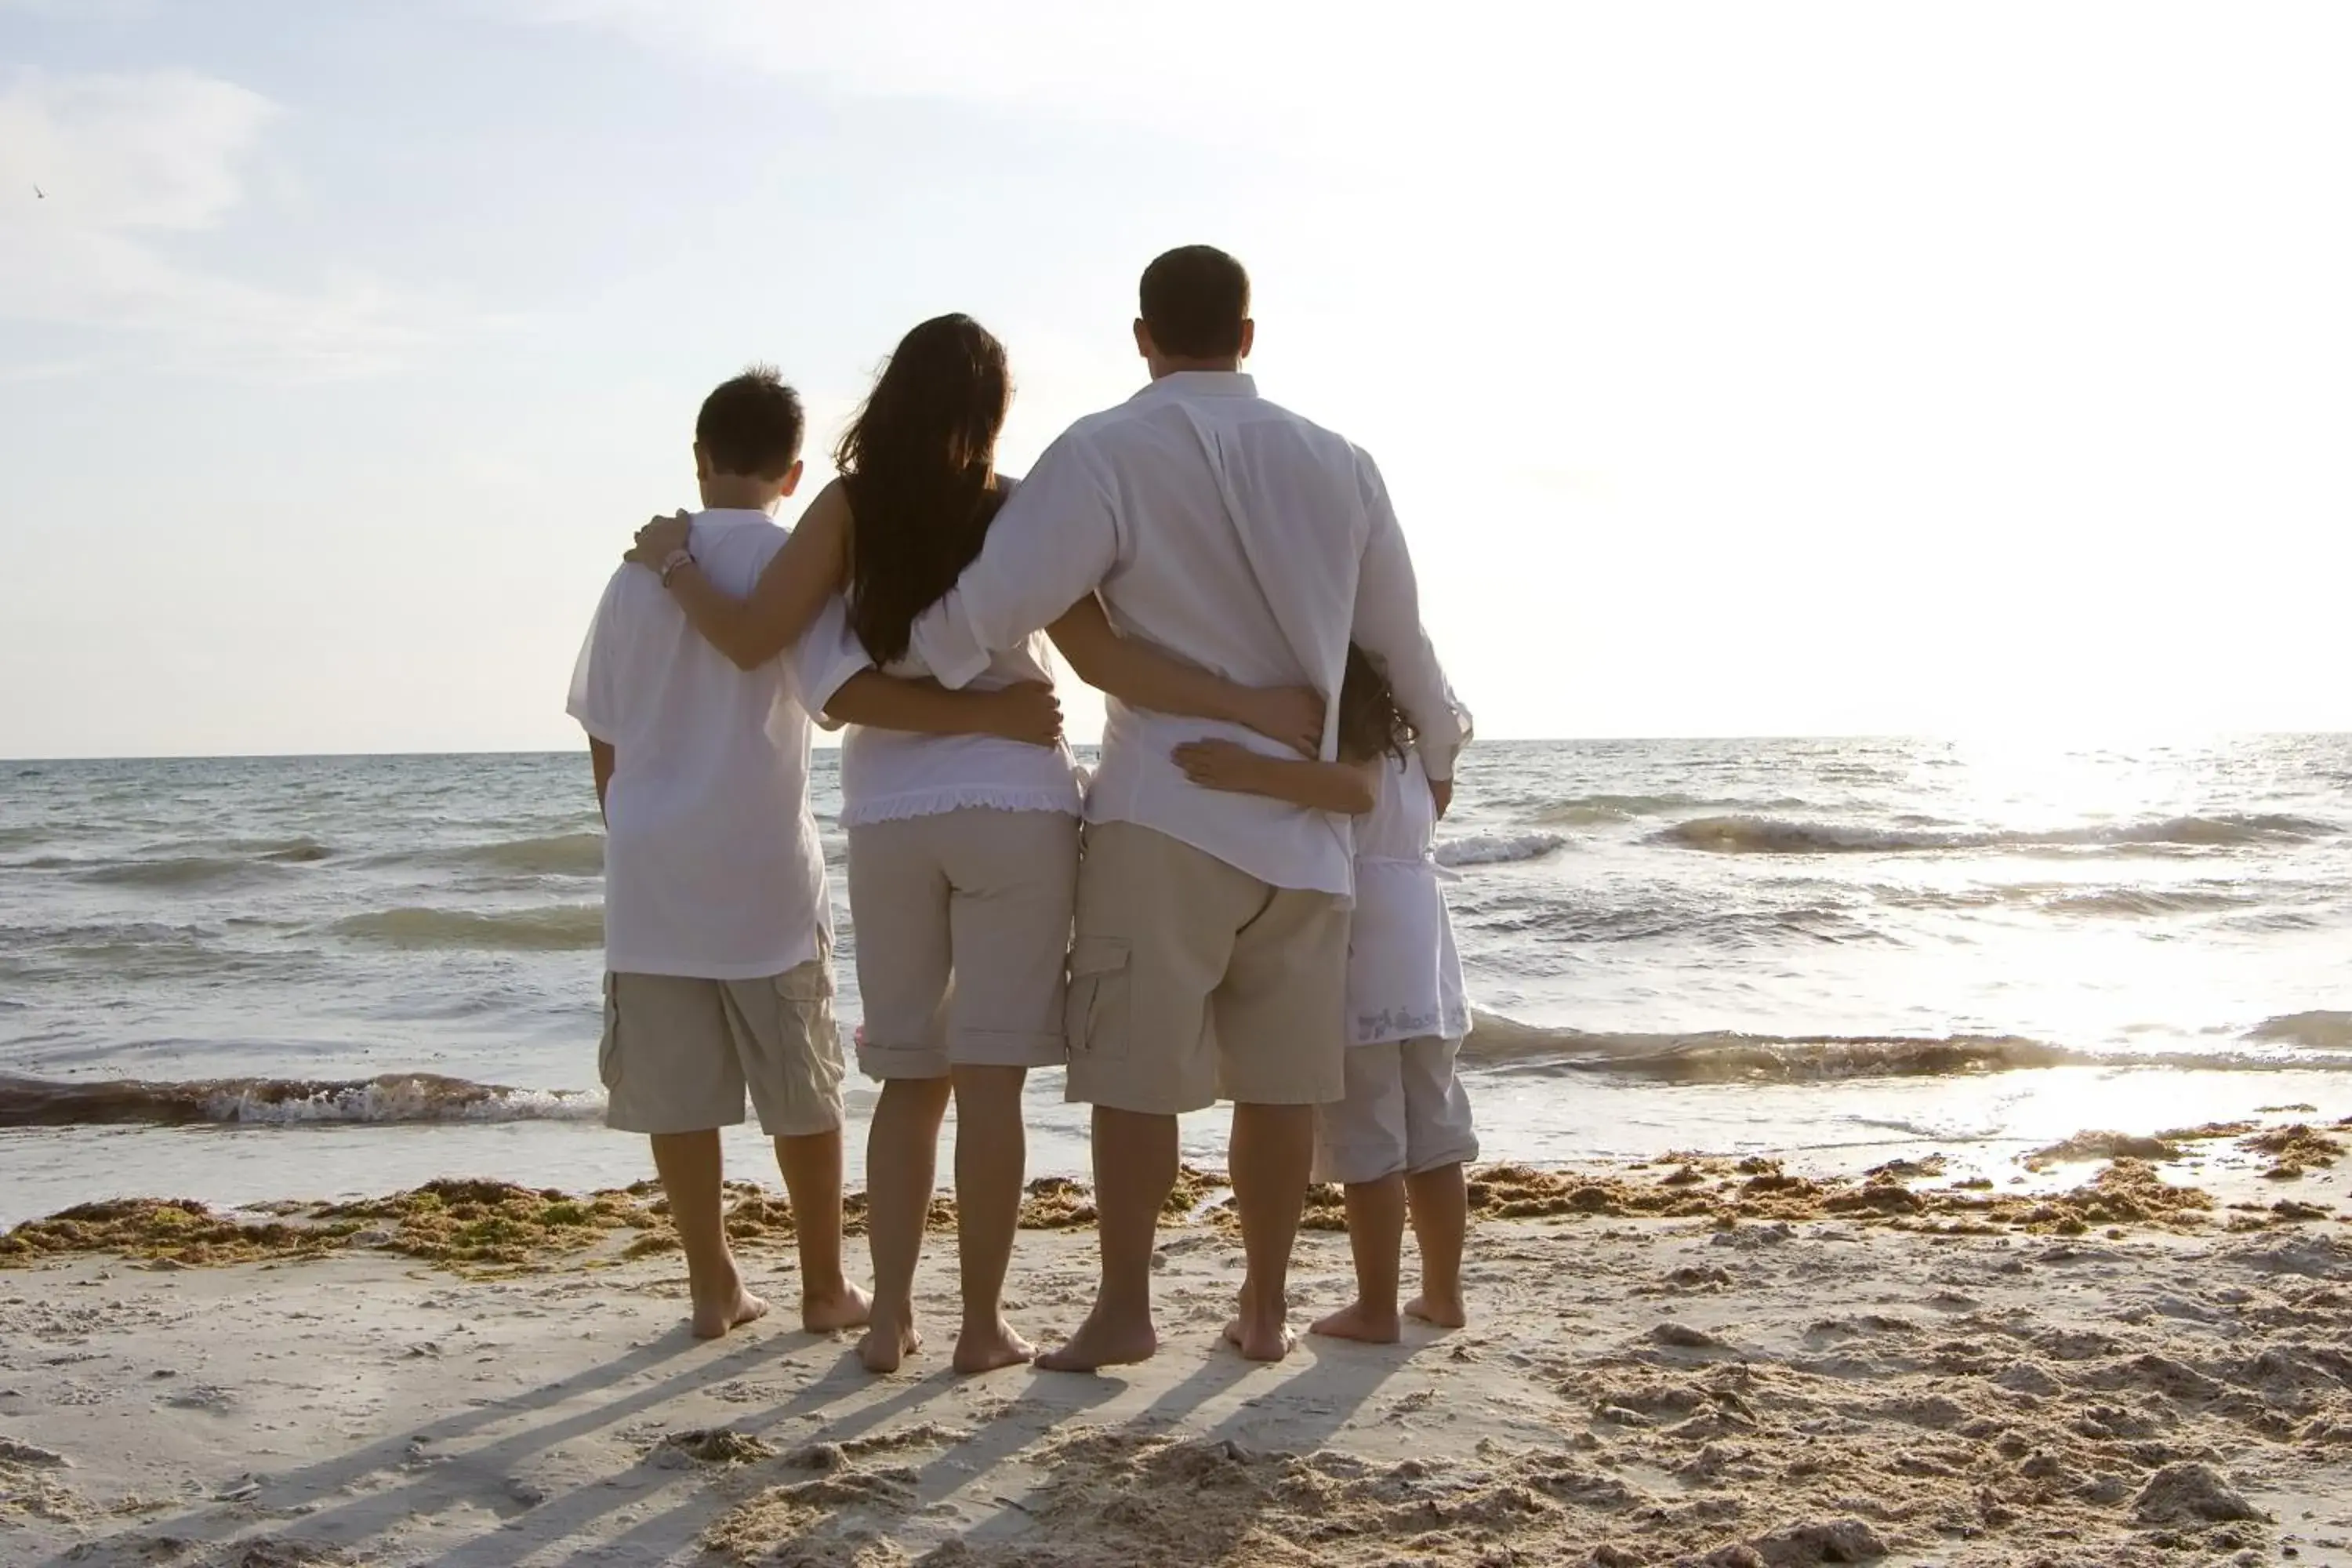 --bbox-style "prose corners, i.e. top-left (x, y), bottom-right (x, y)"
top-left (3, 2), bottom-right (2348, 757)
